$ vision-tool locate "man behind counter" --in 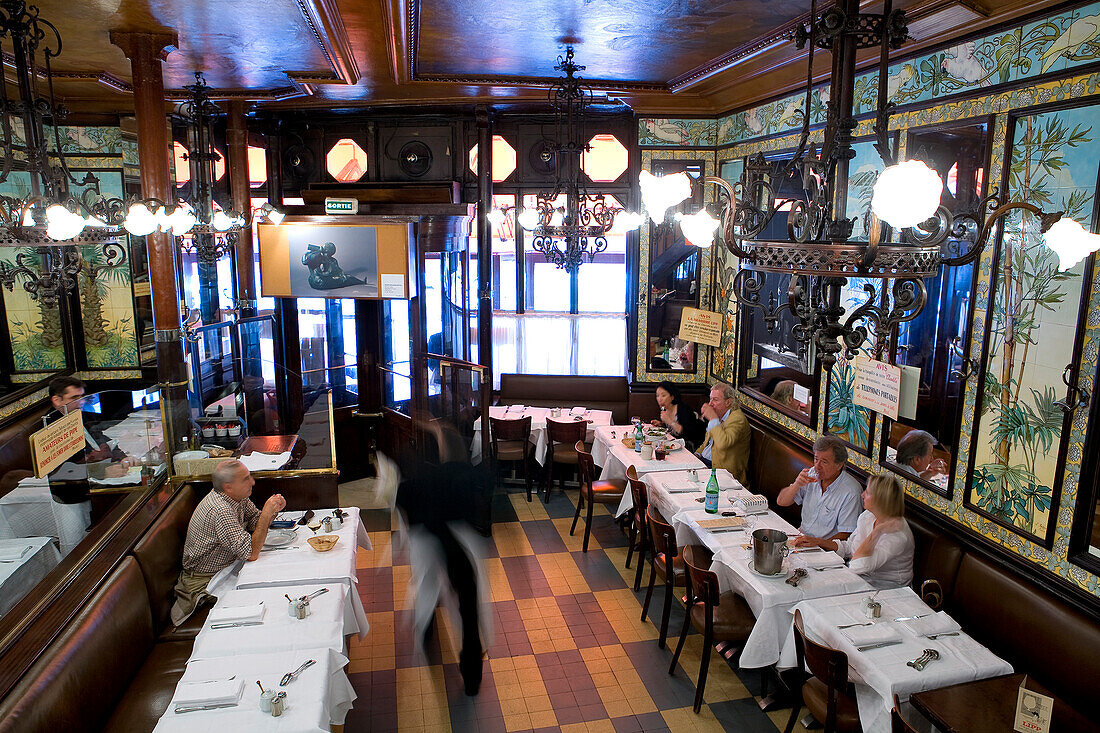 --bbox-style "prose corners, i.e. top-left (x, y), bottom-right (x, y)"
top-left (170, 460), bottom-right (286, 625)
